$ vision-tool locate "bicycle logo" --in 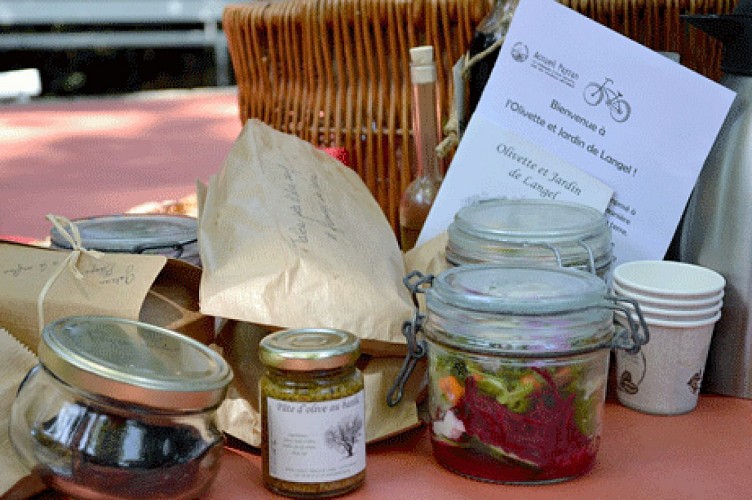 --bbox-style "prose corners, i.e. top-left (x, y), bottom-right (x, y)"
top-left (583, 77), bottom-right (631, 123)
